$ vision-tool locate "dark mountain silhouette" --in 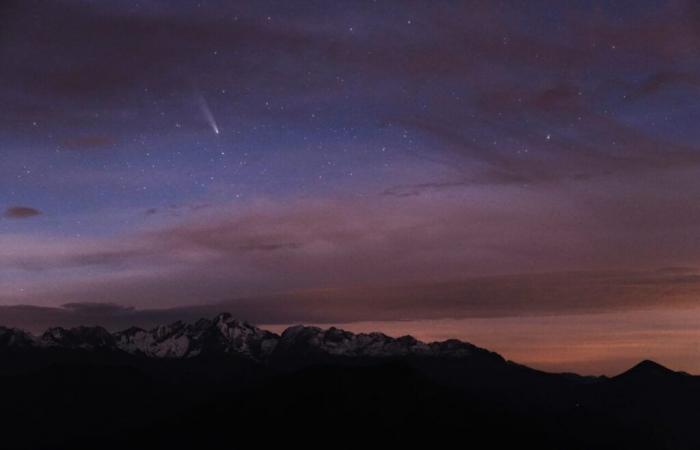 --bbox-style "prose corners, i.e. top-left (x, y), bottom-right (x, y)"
top-left (0, 314), bottom-right (698, 449)
top-left (616, 359), bottom-right (688, 380)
